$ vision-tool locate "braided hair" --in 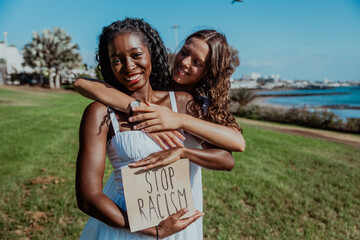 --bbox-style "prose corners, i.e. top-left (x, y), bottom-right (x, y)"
top-left (96, 18), bottom-right (171, 92)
